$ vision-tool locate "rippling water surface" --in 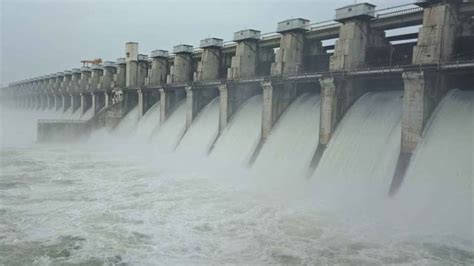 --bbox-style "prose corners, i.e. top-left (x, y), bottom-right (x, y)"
top-left (0, 92), bottom-right (473, 265)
